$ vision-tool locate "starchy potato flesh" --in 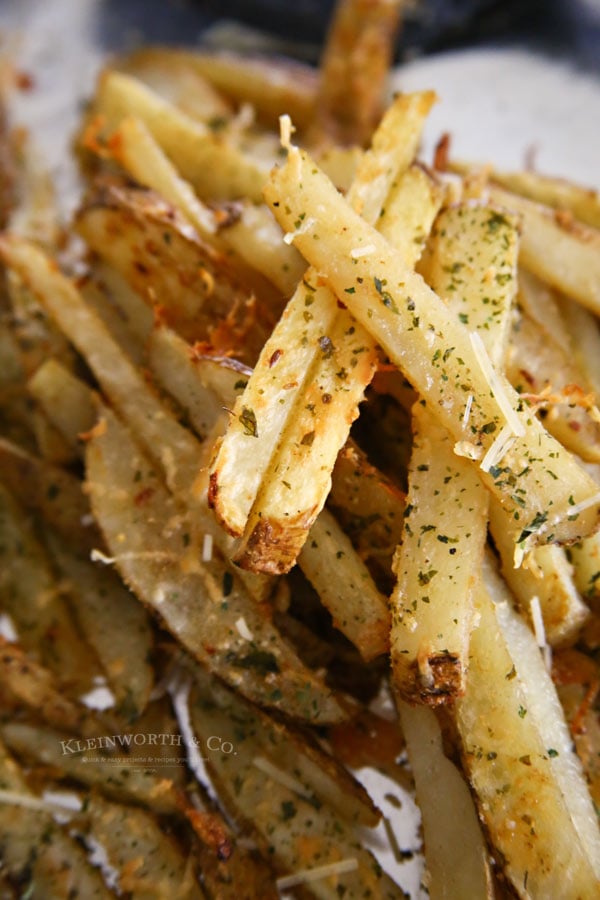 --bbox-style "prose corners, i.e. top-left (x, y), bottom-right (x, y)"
top-left (398, 701), bottom-right (493, 899)
top-left (298, 507), bottom-right (390, 661)
top-left (456, 554), bottom-right (600, 898)
top-left (419, 202), bottom-right (520, 367)
top-left (146, 323), bottom-right (393, 657)
top-left (506, 308), bottom-right (600, 463)
top-left (265, 148), bottom-right (600, 547)
top-left (488, 185), bottom-right (600, 316)
top-left (391, 404), bottom-right (488, 702)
